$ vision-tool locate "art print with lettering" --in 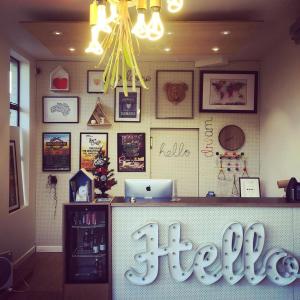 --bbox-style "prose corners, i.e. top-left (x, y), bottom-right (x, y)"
top-left (117, 133), bottom-right (145, 172)
top-left (114, 87), bottom-right (141, 122)
top-left (80, 132), bottom-right (108, 171)
top-left (42, 132), bottom-right (71, 171)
